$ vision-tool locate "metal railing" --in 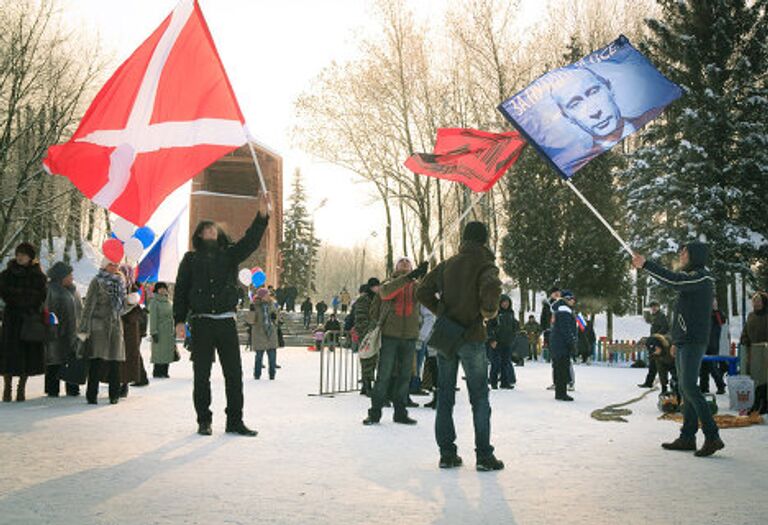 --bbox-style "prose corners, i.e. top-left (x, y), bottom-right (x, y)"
top-left (311, 330), bottom-right (361, 397)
